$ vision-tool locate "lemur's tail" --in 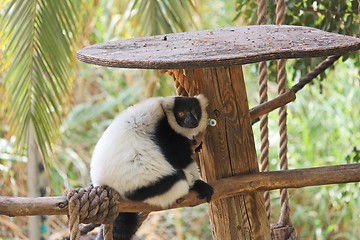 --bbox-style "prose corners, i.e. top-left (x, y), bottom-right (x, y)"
top-left (96, 212), bottom-right (139, 240)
